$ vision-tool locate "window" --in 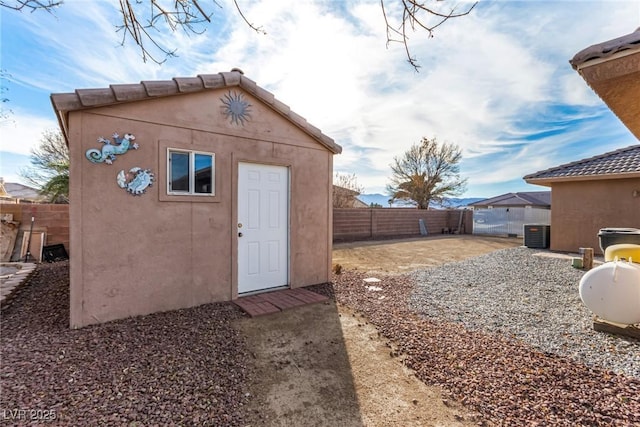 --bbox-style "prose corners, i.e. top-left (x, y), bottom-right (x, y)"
top-left (168, 149), bottom-right (214, 195)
